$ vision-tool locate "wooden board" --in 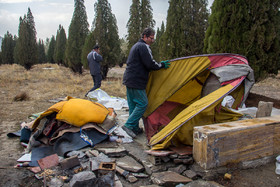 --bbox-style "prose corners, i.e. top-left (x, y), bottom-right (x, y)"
top-left (193, 115), bottom-right (280, 169)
